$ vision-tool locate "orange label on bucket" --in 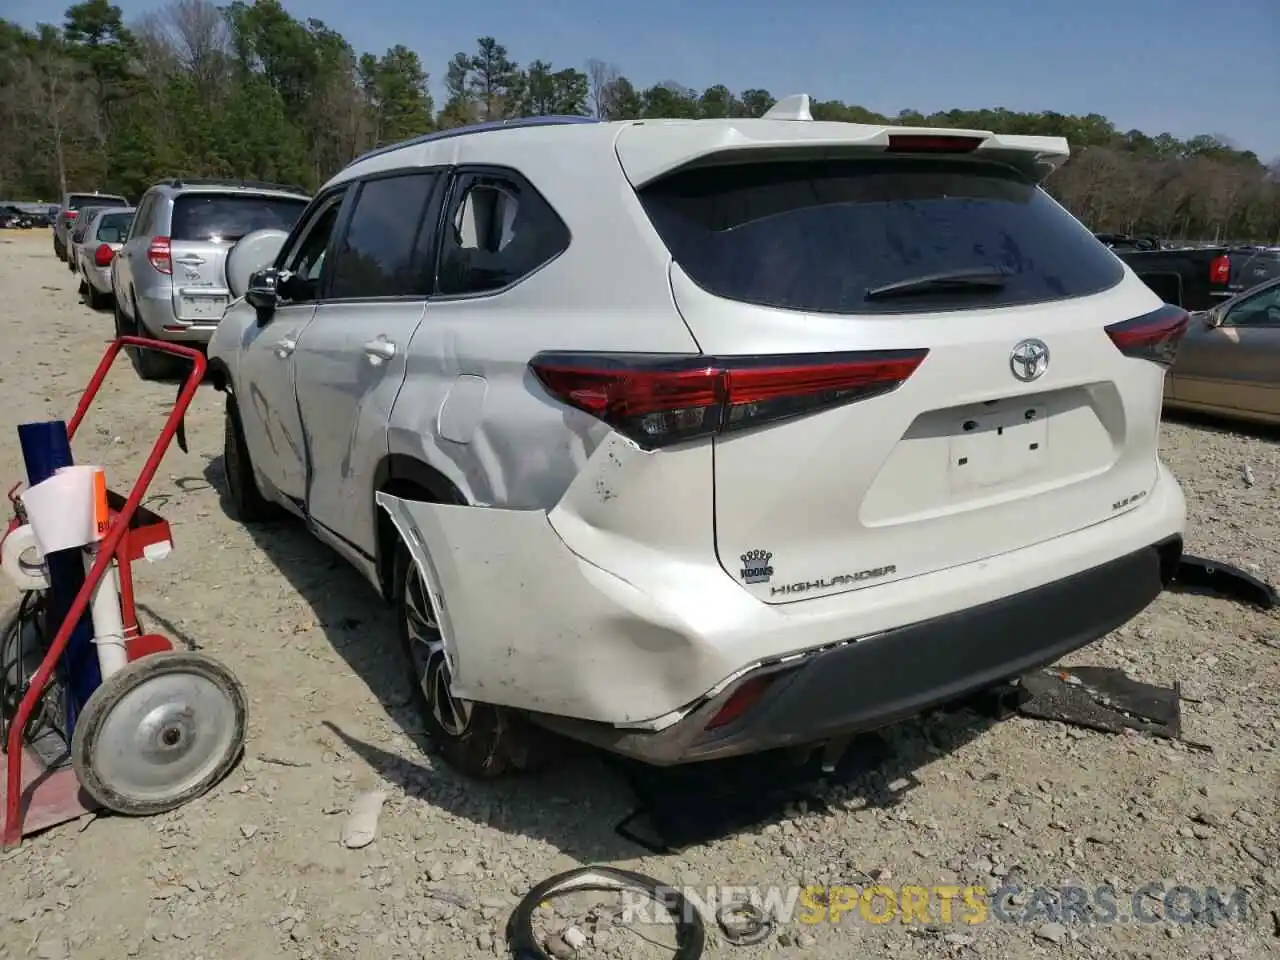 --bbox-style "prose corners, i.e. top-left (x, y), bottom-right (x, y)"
top-left (92, 468), bottom-right (109, 539)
